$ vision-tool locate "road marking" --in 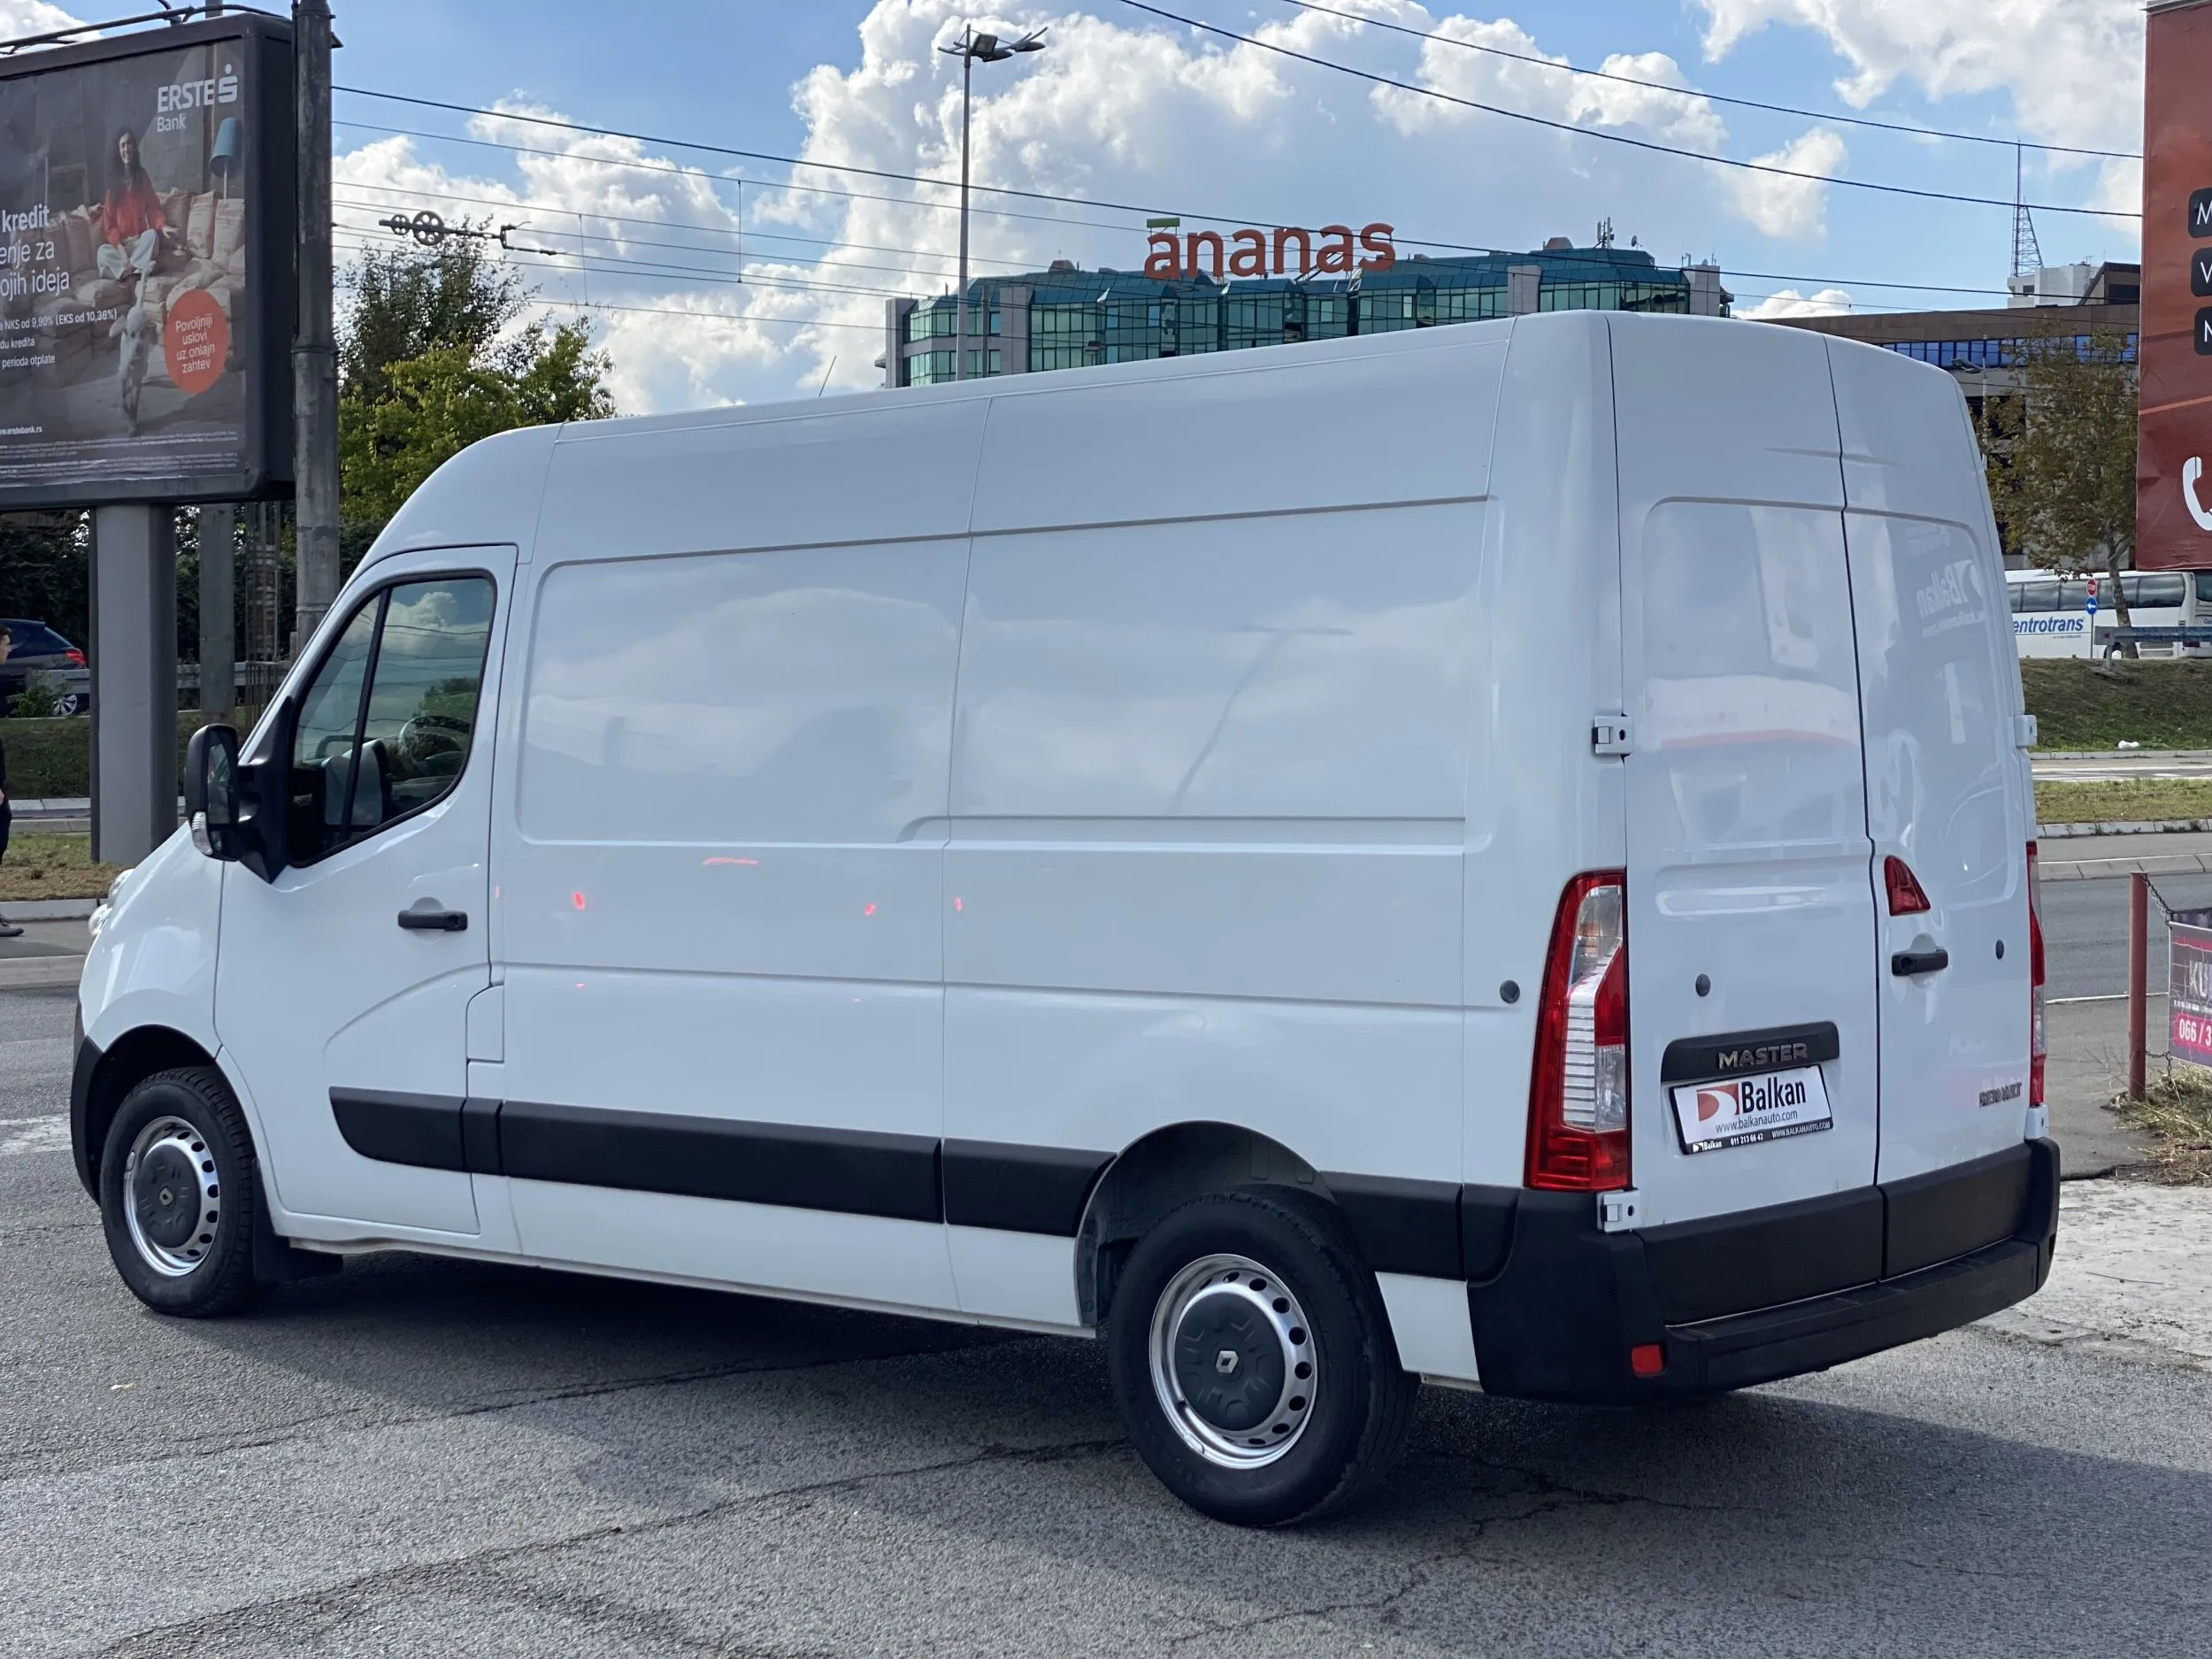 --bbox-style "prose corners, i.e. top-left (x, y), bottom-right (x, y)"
top-left (0, 1118), bottom-right (69, 1157)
